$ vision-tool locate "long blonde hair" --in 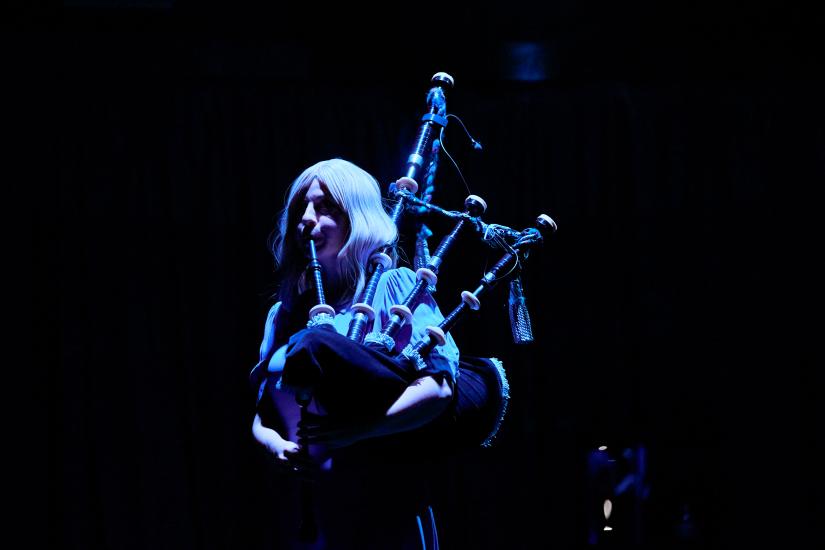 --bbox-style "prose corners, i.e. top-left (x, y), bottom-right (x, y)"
top-left (270, 158), bottom-right (398, 309)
